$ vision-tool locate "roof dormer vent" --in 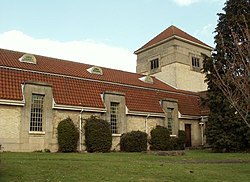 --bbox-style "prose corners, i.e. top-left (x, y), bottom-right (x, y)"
top-left (19, 54), bottom-right (37, 64)
top-left (139, 75), bottom-right (154, 84)
top-left (87, 66), bottom-right (103, 75)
